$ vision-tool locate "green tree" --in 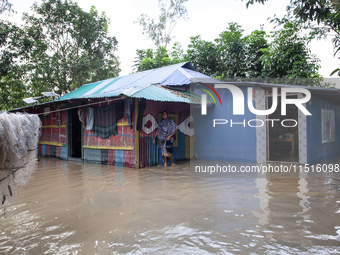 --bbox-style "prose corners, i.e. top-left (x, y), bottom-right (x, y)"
top-left (135, 0), bottom-right (188, 48)
top-left (260, 22), bottom-right (320, 78)
top-left (171, 41), bottom-right (184, 62)
top-left (244, 29), bottom-right (268, 77)
top-left (215, 22), bottom-right (247, 78)
top-left (186, 35), bottom-right (221, 76)
top-left (185, 23), bottom-right (320, 80)
top-left (243, 0), bottom-right (340, 76)
top-left (0, 66), bottom-right (28, 111)
top-left (0, 0), bottom-right (120, 110)
top-left (23, 0), bottom-right (120, 96)
top-left (0, 20), bottom-right (37, 110)
top-left (133, 45), bottom-right (183, 72)
top-left (132, 49), bottom-right (154, 72)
